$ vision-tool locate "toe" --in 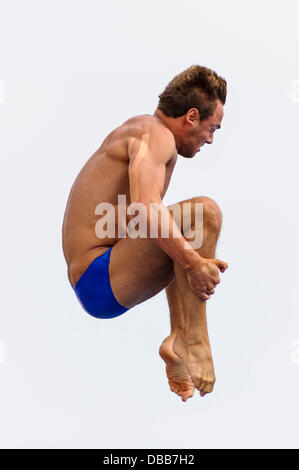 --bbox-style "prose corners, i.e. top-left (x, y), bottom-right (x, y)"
top-left (199, 381), bottom-right (214, 396)
top-left (181, 390), bottom-right (194, 402)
